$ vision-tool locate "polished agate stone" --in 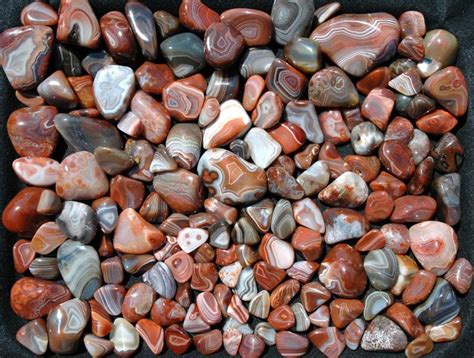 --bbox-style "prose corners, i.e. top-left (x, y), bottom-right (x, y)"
top-left (206, 70), bottom-right (240, 103)
top-left (93, 65), bottom-right (135, 119)
top-left (110, 175), bottom-right (145, 210)
top-left (351, 122), bottom-right (384, 156)
top-left (271, 0), bottom-right (314, 45)
top-left (409, 221), bottom-right (458, 276)
top-left (425, 316), bottom-right (462, 343)
top-left (7, 106), bottom-right (58, 158)
top-left (179, 0), bottom-right (219, 33)
top-left (153, 169), bottom-right (204, 214)
top-left (269, 122), bottom-right (306, 154)
top-left (424, 29), bottom-right (458, 68)
top-left (3, 187), bottom-right (47, 237)
top-left (221, 8), bottom-right (273, 46)
top-left (135, 62), bottom-right (175, 95)
top-left (309, 327), bottom-right (346, 357)
top-left (318, 244), bottom-right (367, 298)
top-left (37, 70), bottom-right (79, 109)
top-left (424, 66), bottom-right (468, 117)
top-left (266, 58), bottom-right (307, 104)
top-left (240, 47), bottom-right (276, 78)
top-left (21, 2), bottom-right (58, 26)
top-left (362, 88), bottom-right (395, 131)
top-left (29, 256), bottom-right (60, 279)
top-left (284, 37), bottom-right (322, 74)
top-left (162, 82), bottom-right (204, 121)
top-left (200, 97), bottom-right (220, 126)
top-left (110, 318), bottom-right (140, 356)
top-left (0, 25), bottom-right (53, 91)
top-left (160, 33), bottom-right (205, 78)
top-left (56, 0), bottom-right (100, 48)
top-left (166, 123), bottom-right (202, 170)
top-left (153, 10), bottom-right (180, 38)
top-left (100, 11), bottom-right (137, 64)
top-left (204, 22), bottom-right (244, 68)
top-left (47, 298), bottom-right (90, 354)
top-left (398, 35), bottom-right (424, 61)
top-left (56, 151), bottom-right (108, 201)
top-left (81, 50), bottom-right (115, 77)
top-left (356, 67), bottom-right (392, 96)
top-left (318, 171), bottom-right (368, 208)
top-left (67, 75), bottom-right (95, 108)
top-left (431, 132), bottom-right (464, 173)
top-left (311, 13), bottom-right (399, 76)
top-left (245, 127), bottom-right (282, 169)
top-left (125, 1), bottom-right (158, 60)
top-left (379, 140), bottom-right (415, 180)
top-left (56, 201), bottom-right (97, 244)
top-left (16, 318), bottom-right (48, 355)
top-left (285, 100), bottom-right (324, 144)
top-left (308, 66), bottom-right (359, 107)
top-left (364, 248), bottom-right (399, 290)
top-left (57, 240), bottom-right (101, 299)
top-left (13, 239), bottom-right (35, 273)
top-left (323, 208), bottom-right (369, 244)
